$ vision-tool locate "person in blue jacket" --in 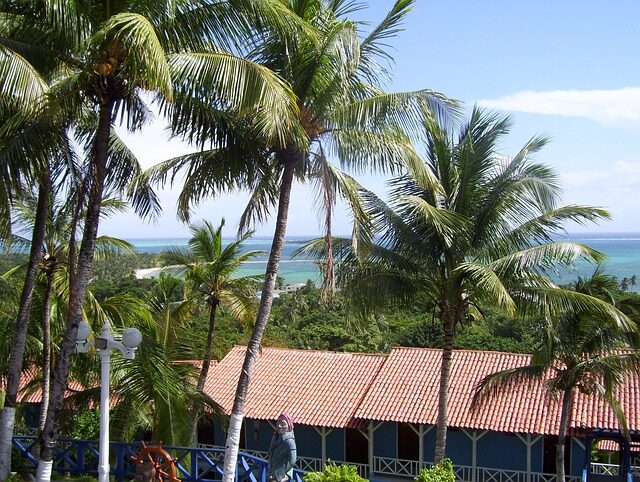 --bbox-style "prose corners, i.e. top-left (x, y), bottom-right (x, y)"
top-left (268, 412), bottom-right (297, 482)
